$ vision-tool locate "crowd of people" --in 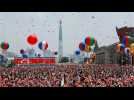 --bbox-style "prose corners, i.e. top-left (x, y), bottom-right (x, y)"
top-left (0, 64), bottom-right (134, 87)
